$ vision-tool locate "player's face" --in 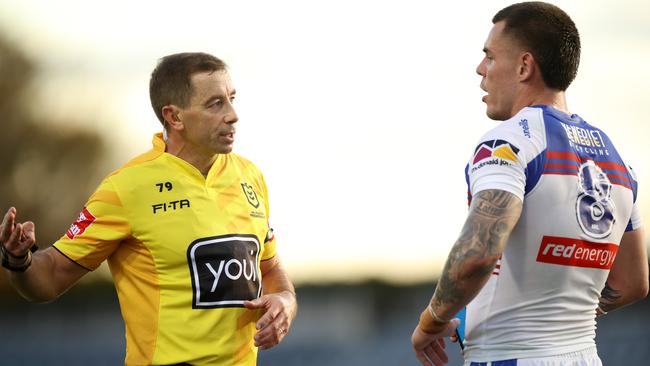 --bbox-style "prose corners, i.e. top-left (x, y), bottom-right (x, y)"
top-left (179, 70), bottom-right (238, 155)
top-left (476, 21), bottom-right (522, 121)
